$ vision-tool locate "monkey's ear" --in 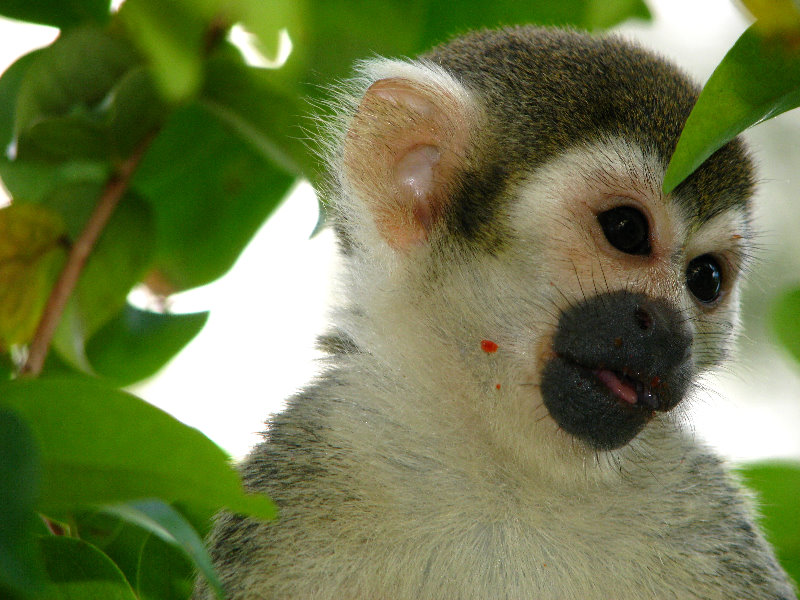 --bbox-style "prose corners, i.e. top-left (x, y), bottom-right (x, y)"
top-left (342, 66), bottom-right (476, 250)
